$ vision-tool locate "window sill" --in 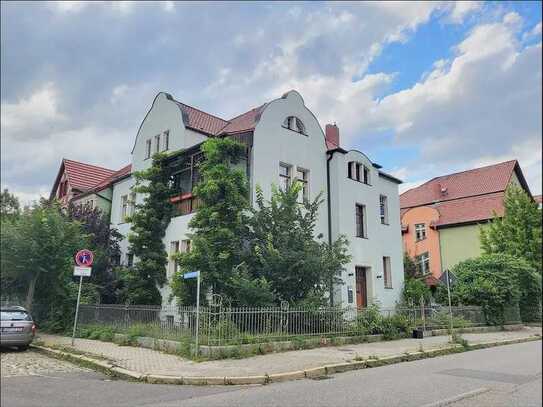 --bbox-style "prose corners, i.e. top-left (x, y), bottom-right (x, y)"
top-left (355, 236), bottom-right (369, 240)
top-left (381, 222), bottom-right (389, 226)
top-left (347, 177), bottom-right (372, 186)
top-left (415, 238), bottom-right (427, 242)
top-left (281, 125), bottom-right (307, 136)
top-left (384, 287), bottom-right (394, 290)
